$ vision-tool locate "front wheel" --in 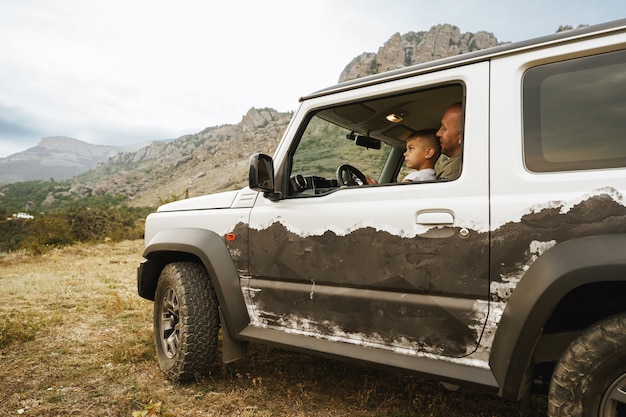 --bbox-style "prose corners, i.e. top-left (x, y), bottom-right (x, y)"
top-left (548, 313), bottom-right (626, 417)
top-left (153, 262), bottom-right (219, 381)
